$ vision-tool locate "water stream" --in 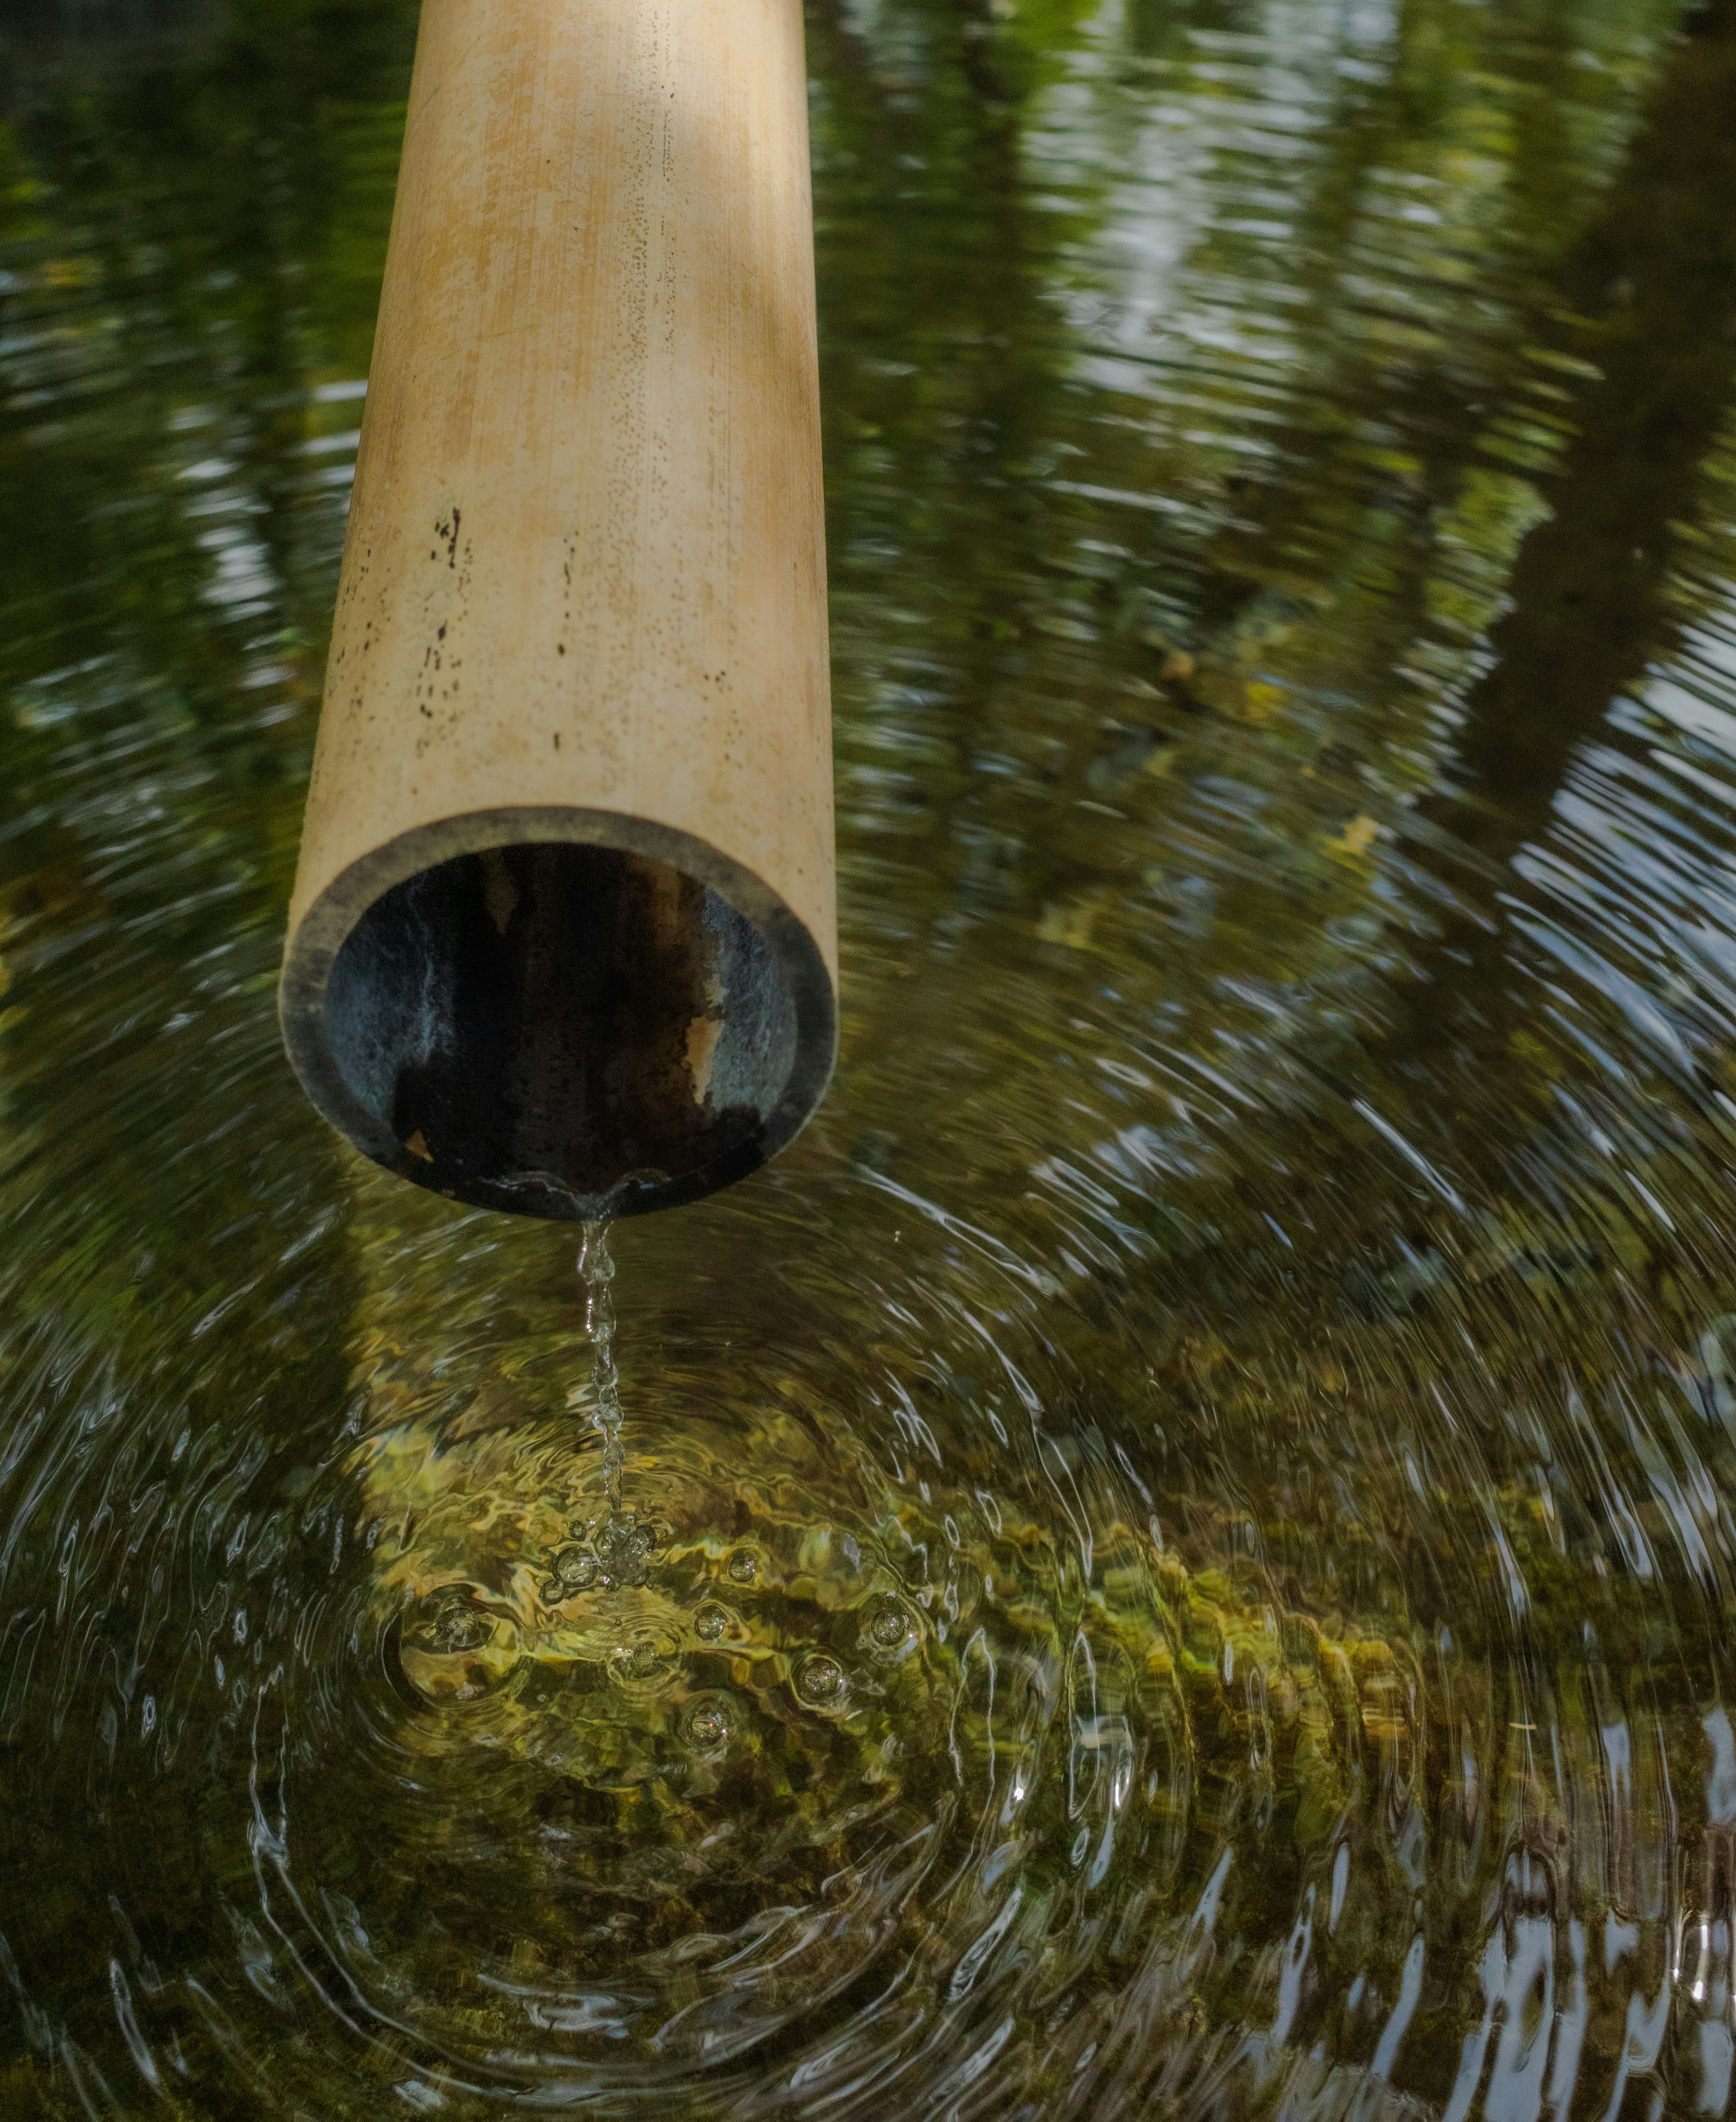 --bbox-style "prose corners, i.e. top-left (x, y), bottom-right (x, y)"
top-left (4, 0), bottom-right (1736, 2115)
top-left (542, 1222), bottom-right (658, 1600)
top-left (579, 1222), bottom-right (624, 1521)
